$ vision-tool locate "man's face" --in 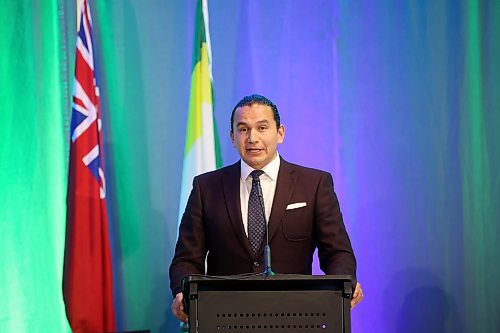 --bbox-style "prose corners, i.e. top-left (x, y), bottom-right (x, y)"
top-left (230, 104), bottom-right (285, 169)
